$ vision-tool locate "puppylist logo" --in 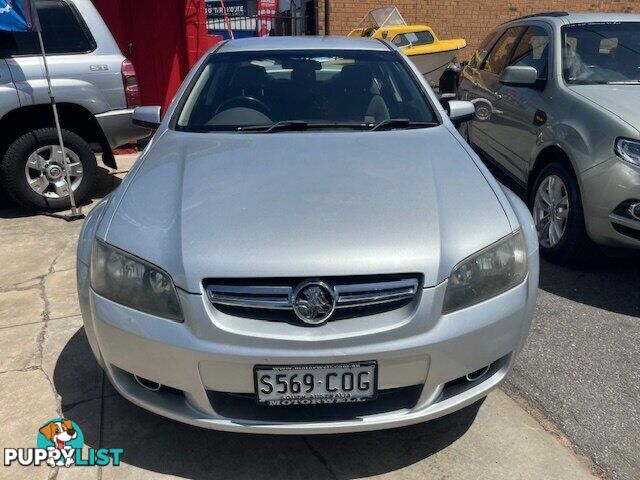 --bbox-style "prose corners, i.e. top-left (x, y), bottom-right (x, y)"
top-left (4, 418), bottom-right (123, 468)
